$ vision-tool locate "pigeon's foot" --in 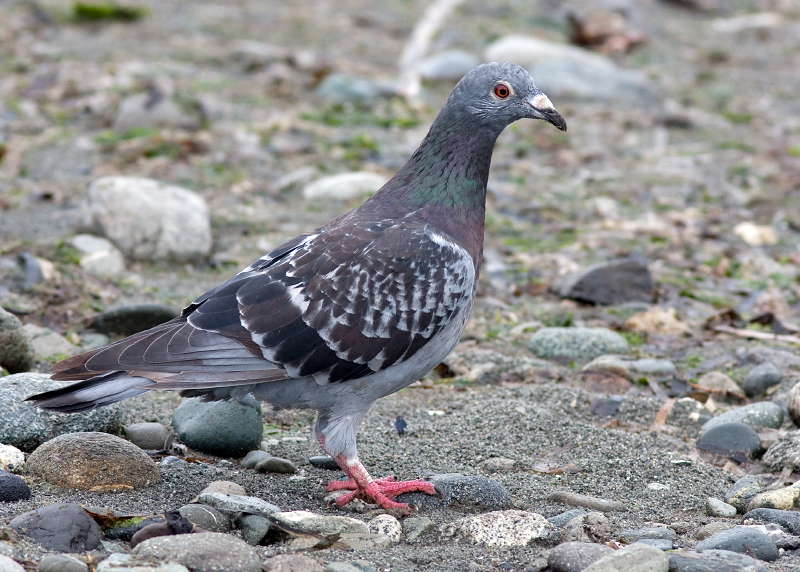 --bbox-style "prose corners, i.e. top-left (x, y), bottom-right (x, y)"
top-left (325, 456), bottom-right (437, 514)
